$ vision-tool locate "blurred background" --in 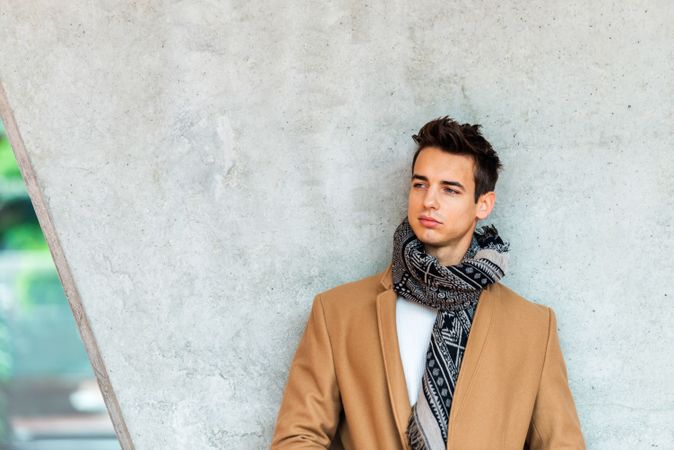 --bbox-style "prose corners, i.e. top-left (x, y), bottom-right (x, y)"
top-left (0, 119), bottom-right (119, 449)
